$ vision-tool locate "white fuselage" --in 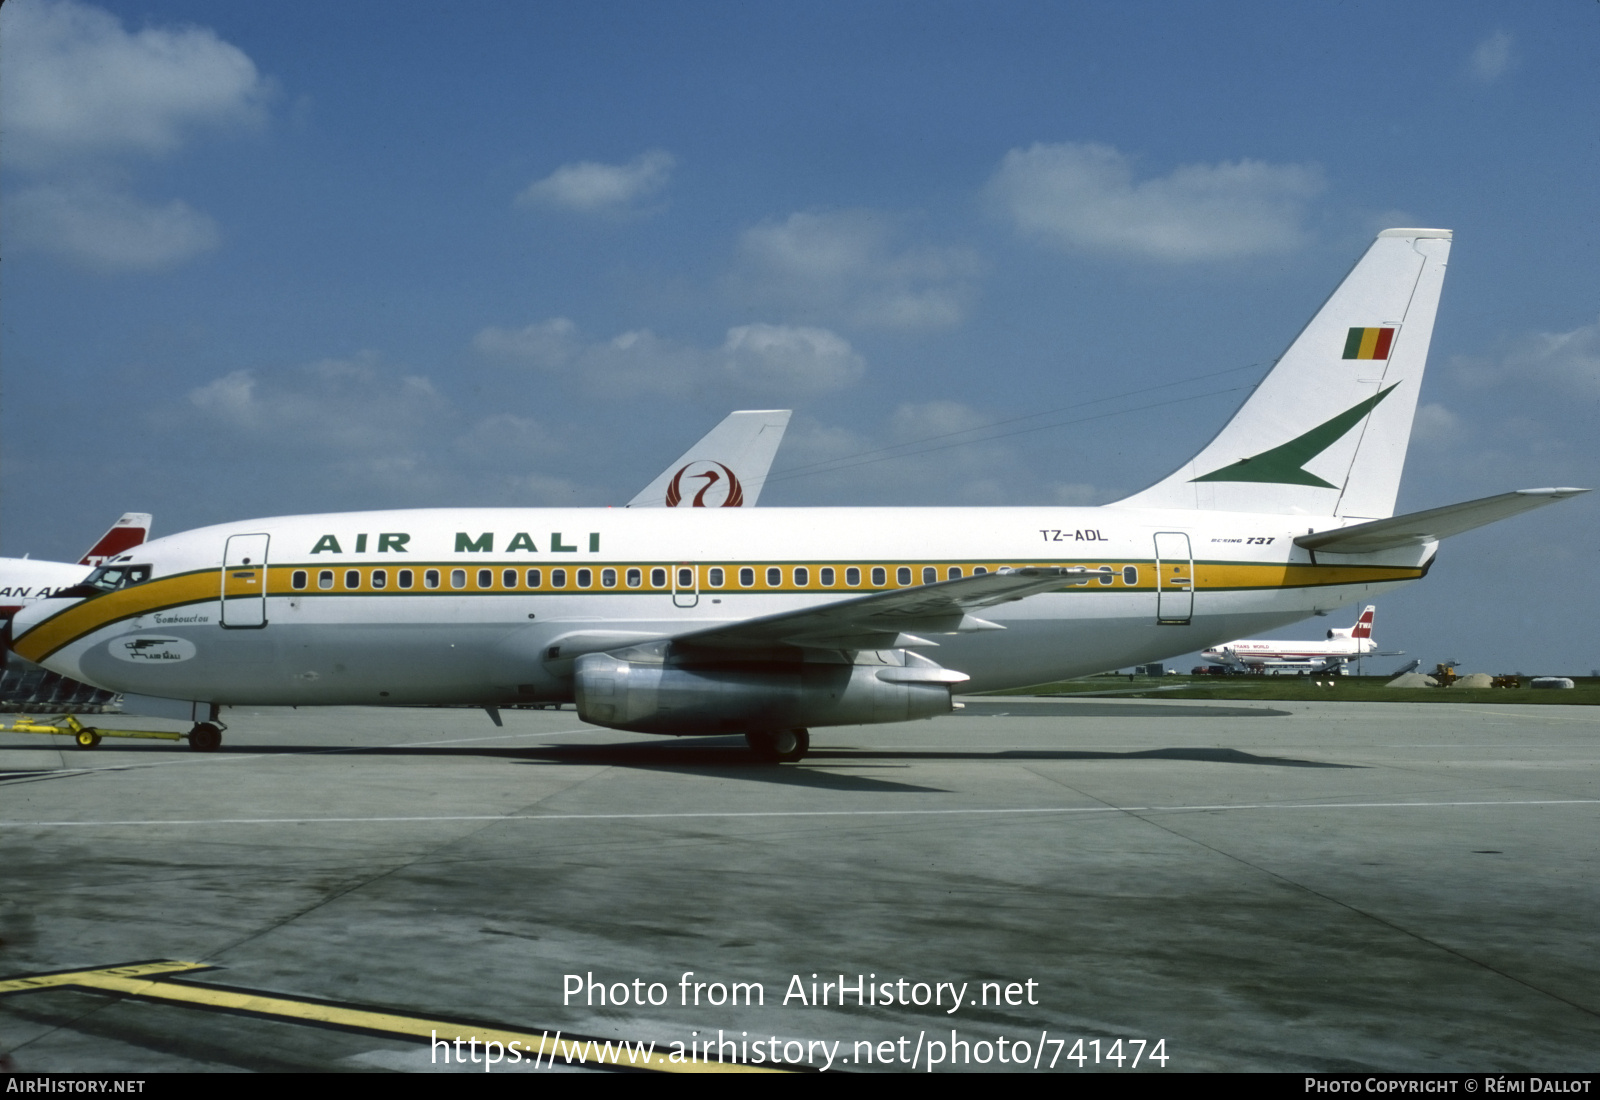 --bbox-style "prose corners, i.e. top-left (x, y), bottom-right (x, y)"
top-left (0, 558), bottom-right (94, 618)
top-left (1201, 636), bottom-right (1378, 670)
top-left (10, 505), bottom-right (1429, 713)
